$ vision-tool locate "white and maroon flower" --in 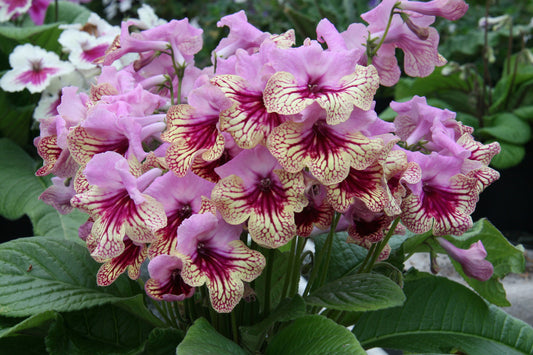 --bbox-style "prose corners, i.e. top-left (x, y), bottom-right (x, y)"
top-left (176, 213), bottom-right (265, 313)
top-left (212, 145), bottom-right (307, 249)
top-left (59, 30), bottom-right (115, 70)
top-left (71, 152), bottom-right (167, 259)
top-left (437, 237), bottom-right (493, 281)
top-left (161, 82), bottom-right (233, 177)
top-left (145, 254), bottom-right (195, 302)
top-left (0, 0), bottom-right (31, 22)
top-left (267, 106), bottom-right (384, 185)
top-left (0, 44), bottom-right (74, 93)
top-left (401, 152), bottom-right (478, 236)
top-left (263, 41), bottom-right (379, 125)
top-left (95, 236), bottom-right (148, 286)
